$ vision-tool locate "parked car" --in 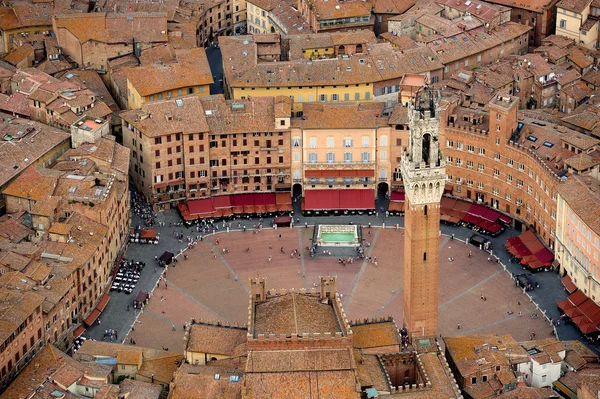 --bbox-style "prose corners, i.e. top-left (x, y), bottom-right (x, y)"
top-left (516, 274), bottom-right (534, 291)
top-left (468, 234), bottom-right (491, 250)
